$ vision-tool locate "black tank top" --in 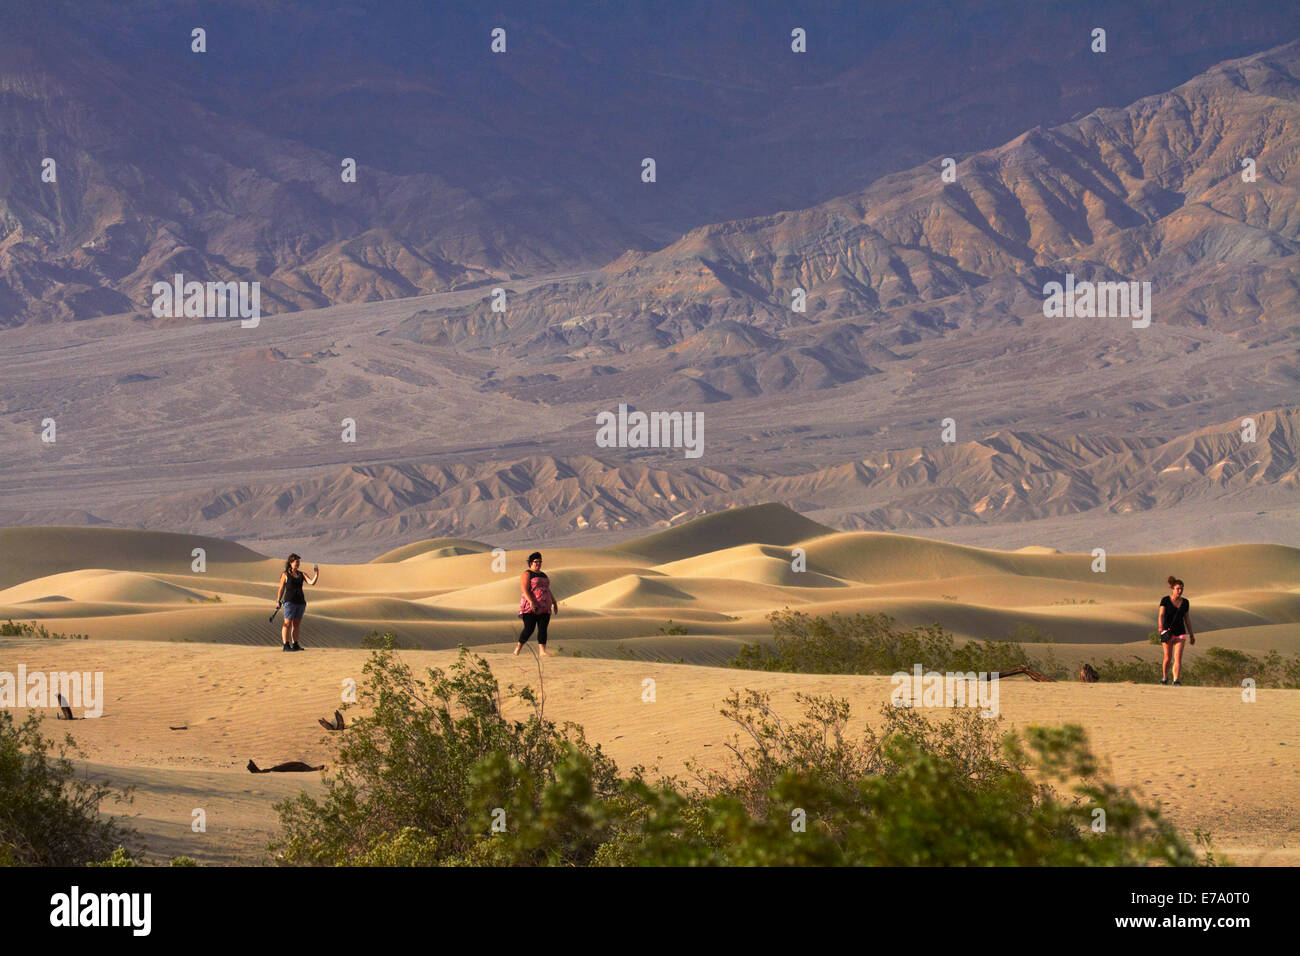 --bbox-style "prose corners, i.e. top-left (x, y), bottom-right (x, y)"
top-left (284, 569), bottom-right (306, 605)
top-left (1160, 596), bottom-right (1188, 634)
